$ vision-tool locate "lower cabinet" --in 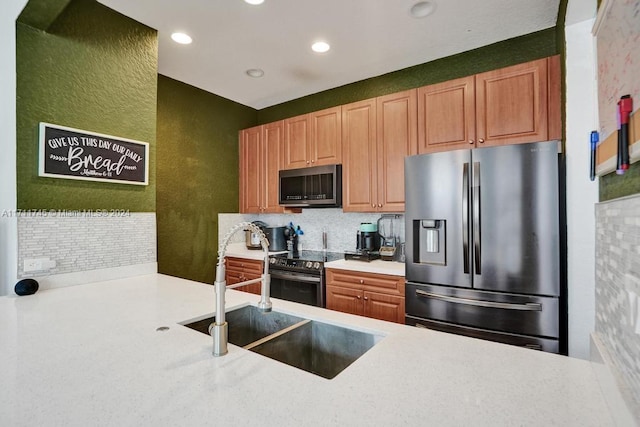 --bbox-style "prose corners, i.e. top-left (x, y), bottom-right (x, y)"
top-left (225, 257), bottom-right (262, 295)
top-left (326, 268), bottom-right (405, 324)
